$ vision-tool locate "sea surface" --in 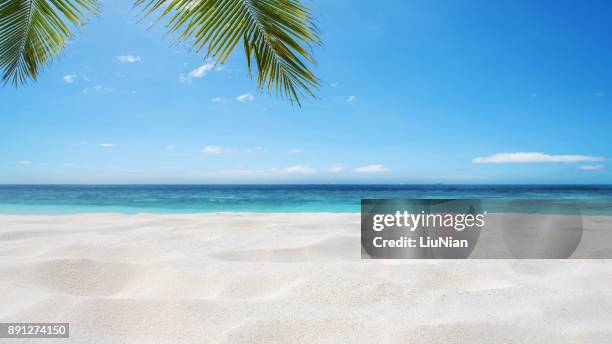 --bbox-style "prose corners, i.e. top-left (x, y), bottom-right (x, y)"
top-left (0, 185), bottom-right (612, 215)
